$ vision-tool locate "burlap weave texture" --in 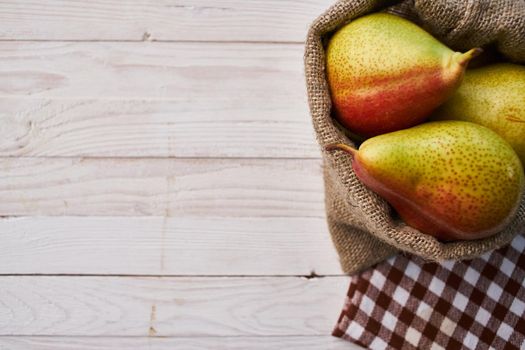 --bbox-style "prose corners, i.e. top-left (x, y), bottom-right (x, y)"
top-left (304, 0), bottom-right (525, 274)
